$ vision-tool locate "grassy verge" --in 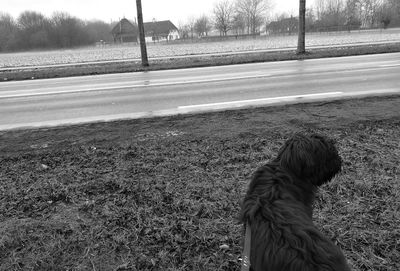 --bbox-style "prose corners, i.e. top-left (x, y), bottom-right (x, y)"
top-left (0, 95), bottom-right (399, 270)
top-left (1, 42), bottom-right (400, 81)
